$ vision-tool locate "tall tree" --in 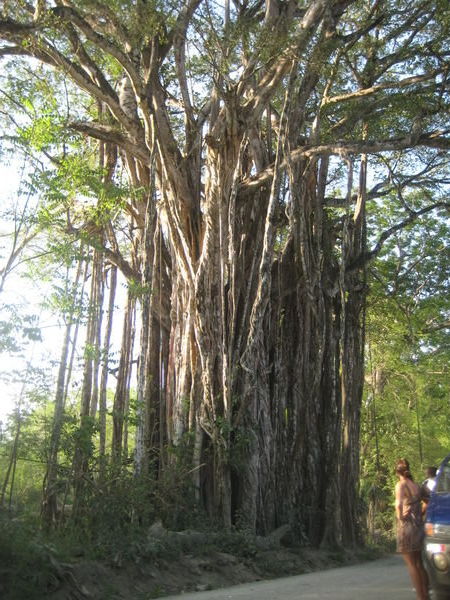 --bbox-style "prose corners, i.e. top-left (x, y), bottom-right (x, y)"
top-left (0, 0), bottom-right (449, 545)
